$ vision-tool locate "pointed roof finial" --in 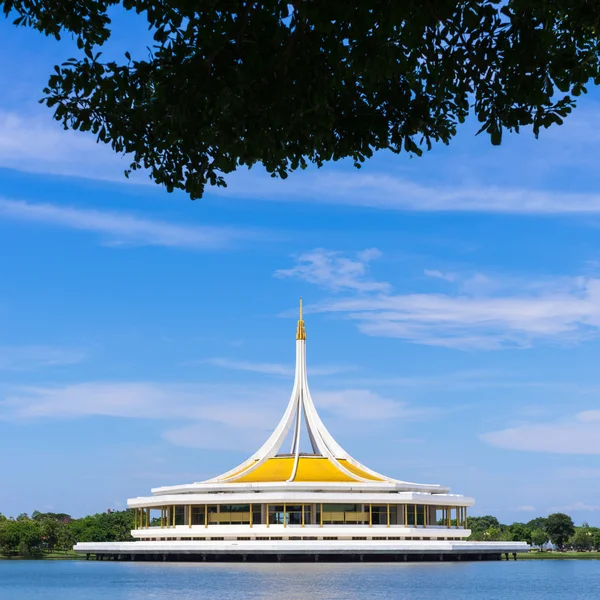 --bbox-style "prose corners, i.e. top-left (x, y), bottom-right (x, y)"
top-left (296, 297), bottom-right (306, 340)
